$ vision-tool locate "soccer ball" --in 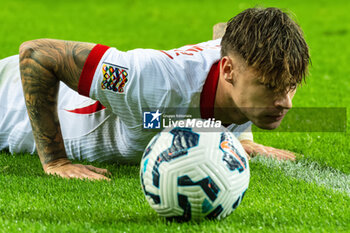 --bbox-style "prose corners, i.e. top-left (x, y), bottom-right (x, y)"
top-left (140, 123), bottom-right (250, 221)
